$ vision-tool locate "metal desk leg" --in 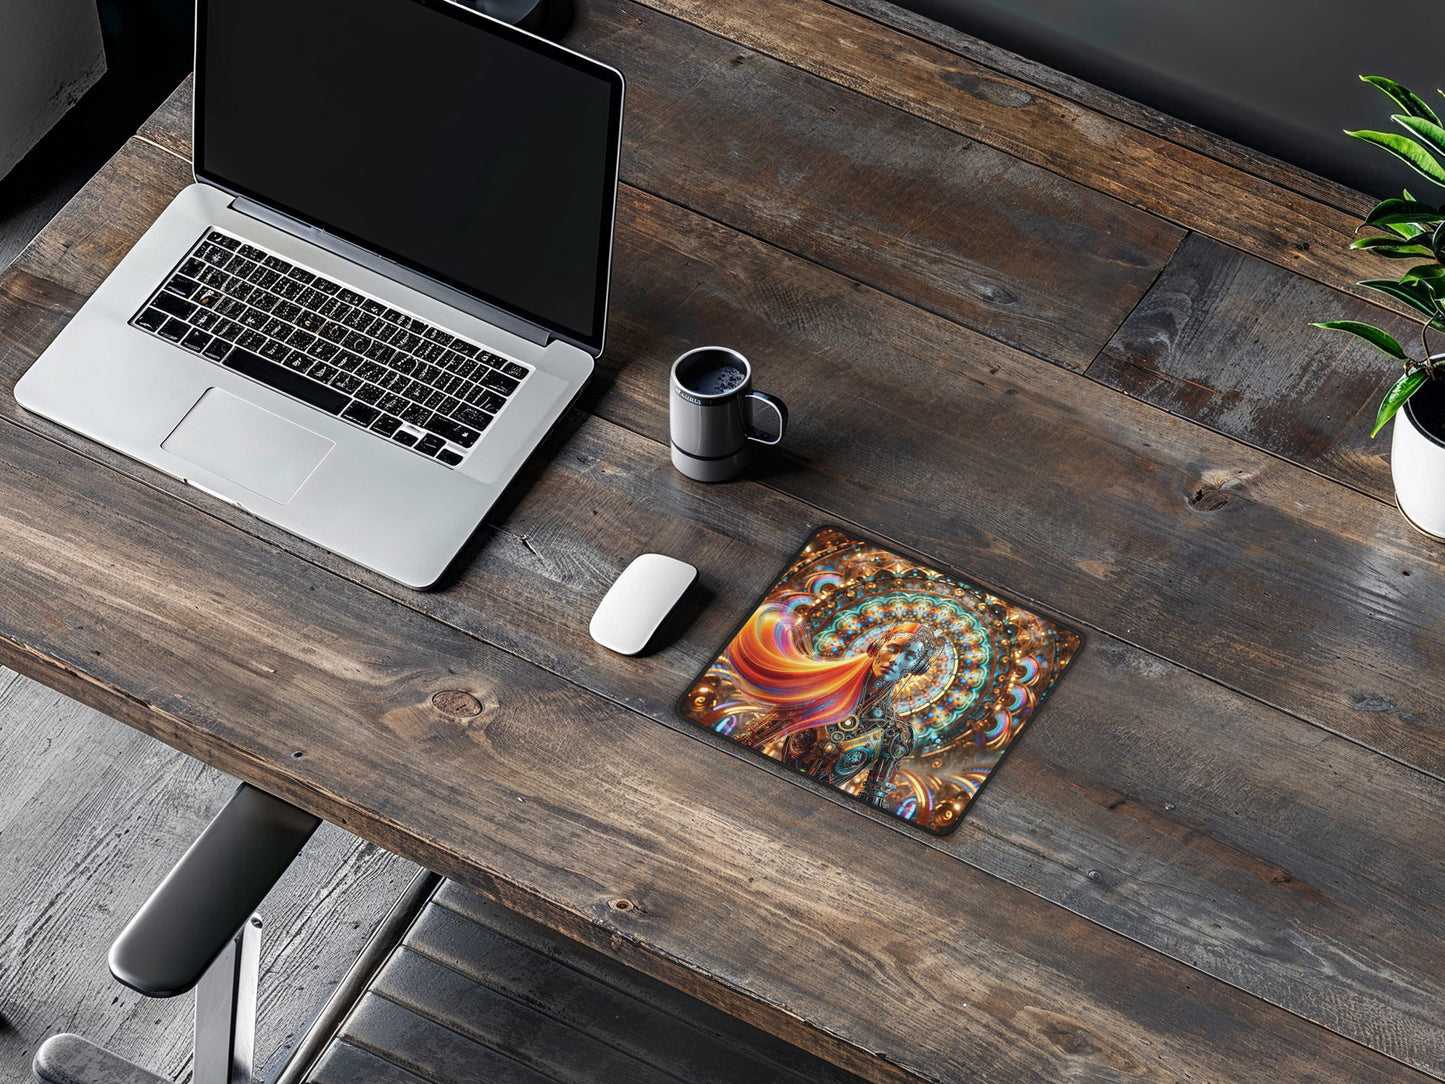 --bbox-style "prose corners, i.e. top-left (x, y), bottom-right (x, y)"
top-left (194, 916), bottom-right (261, 1084)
